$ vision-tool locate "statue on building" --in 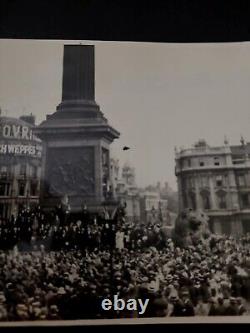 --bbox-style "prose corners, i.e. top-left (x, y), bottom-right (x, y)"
top-left (240, 135), bottom-right (245, 146)
top-left (172, 208), bottom-right (211, 248)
